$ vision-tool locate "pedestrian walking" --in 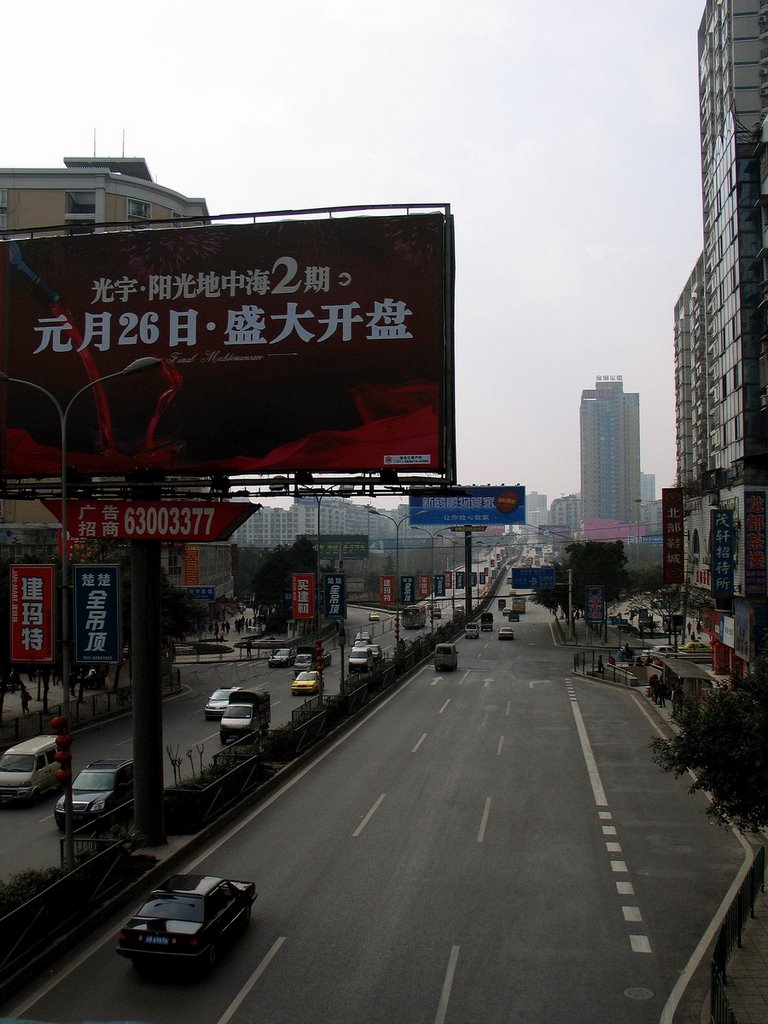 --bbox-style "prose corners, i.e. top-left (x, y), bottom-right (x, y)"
top-left (20, 683), bottom-right (31, 714)
top-left (657, 679), bottom-right (667, 708)
top-left (597, 655), bottom-right (604, 677)
top-left (246, 638), bottom-right (253, 660)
